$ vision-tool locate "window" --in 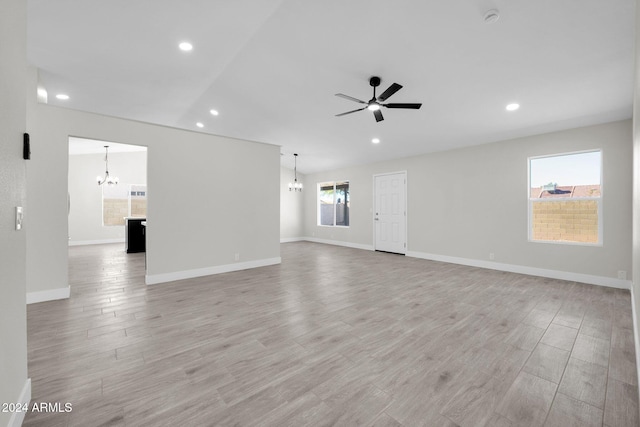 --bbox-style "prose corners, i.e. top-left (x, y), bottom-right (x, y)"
top-left (528, 150), bottom-right (602, 244)
top-left (318, 181), bottom-right (350, 226)
top-left (103, 183), bottom-right (147, 226)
